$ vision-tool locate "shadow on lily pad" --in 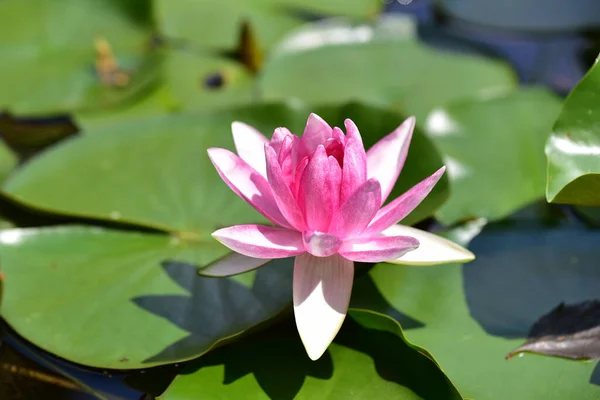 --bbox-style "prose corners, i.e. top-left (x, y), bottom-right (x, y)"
top-left (590, 363), bottom-right (600, 386)
top-left (463, 219), bottom-right (600, 339)
top-left (131, 258), bottom-right (293, 364)
top-left (176, 318), bottom-right (334, 400)
top-left (171, 312), bottom-right (459, 400)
